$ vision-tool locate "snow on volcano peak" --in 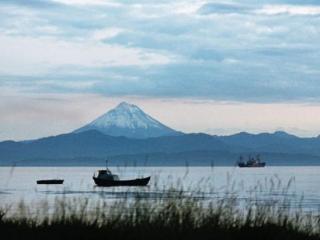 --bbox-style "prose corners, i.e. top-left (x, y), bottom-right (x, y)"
top-left (74, 102), bottom-right (181, 138)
